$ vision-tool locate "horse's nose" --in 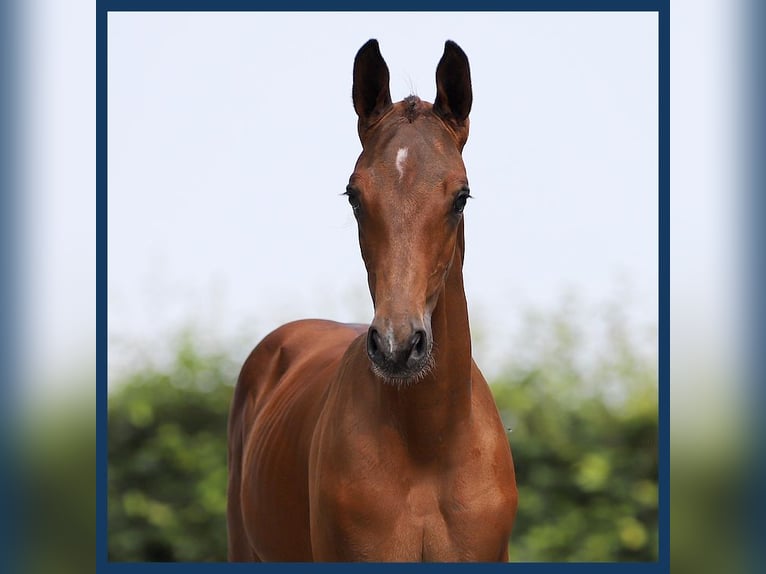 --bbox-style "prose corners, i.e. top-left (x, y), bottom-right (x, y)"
top-left (366, 325), bottom-right (429, 375)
